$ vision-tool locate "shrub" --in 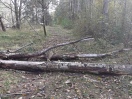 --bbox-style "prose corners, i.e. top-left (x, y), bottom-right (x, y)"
top-left (61, 18), bottom-right (73, 29)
